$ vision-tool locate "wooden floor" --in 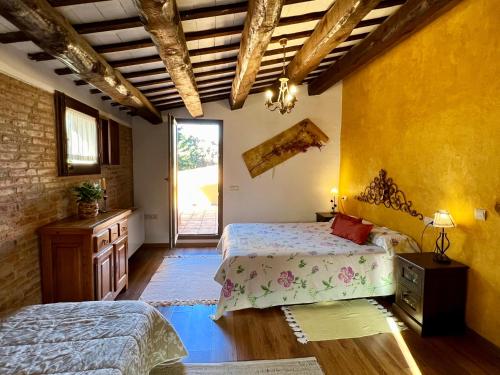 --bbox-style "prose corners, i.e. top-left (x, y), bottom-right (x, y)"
top-left (118, 246), bottom-right (500, 375)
